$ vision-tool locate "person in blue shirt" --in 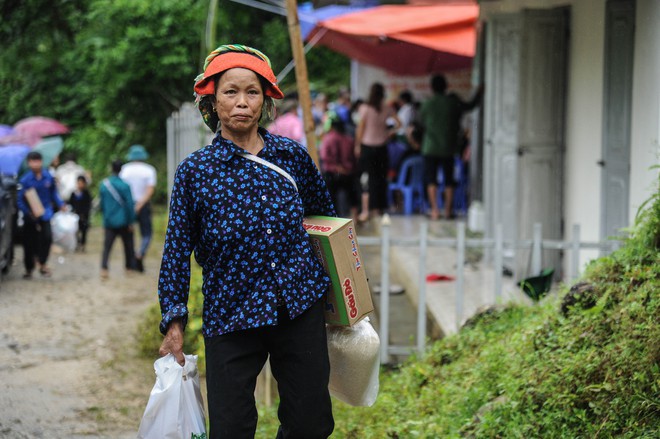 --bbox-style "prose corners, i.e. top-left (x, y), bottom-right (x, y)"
top-left (157, 44), bottom-right (336, 439)
top-left (99, 159), bottom-right (136, 280)
top-left (17, 151), bottom-right (65, 278)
